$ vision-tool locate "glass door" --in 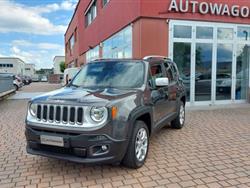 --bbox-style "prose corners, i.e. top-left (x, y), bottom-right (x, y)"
top-left (170, 20), bottom-right (250, 106)
top-left (173, 42), bottom-right (191, 102)
top-left (194, 43), bottom-right (213, 102)
top-left (216, 44), bottom-right (233, 101)
top-left (236, 44), bottom-right (250, 100)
